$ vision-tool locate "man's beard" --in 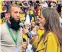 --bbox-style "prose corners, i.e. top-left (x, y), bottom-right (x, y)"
top-left (10, 16), bottom-right (20, 31)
